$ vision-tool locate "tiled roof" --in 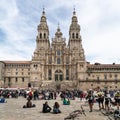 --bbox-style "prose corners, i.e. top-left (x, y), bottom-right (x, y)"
top-left (87, 64), bottom-right (120, 68)
top-left (1, 61), bottom-right (31, 64)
